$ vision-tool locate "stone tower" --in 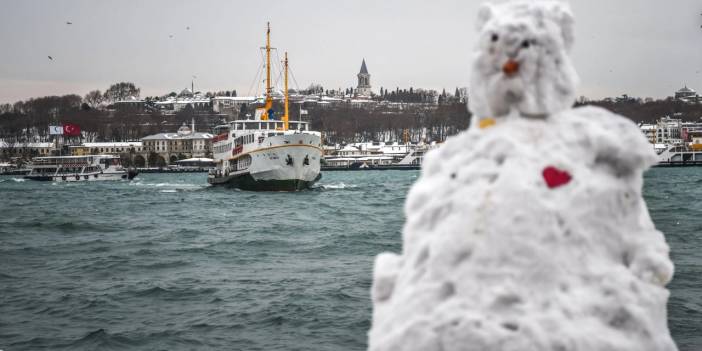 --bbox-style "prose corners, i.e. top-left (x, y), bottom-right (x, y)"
top-left (356, 59), bottom-right (371, 97)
